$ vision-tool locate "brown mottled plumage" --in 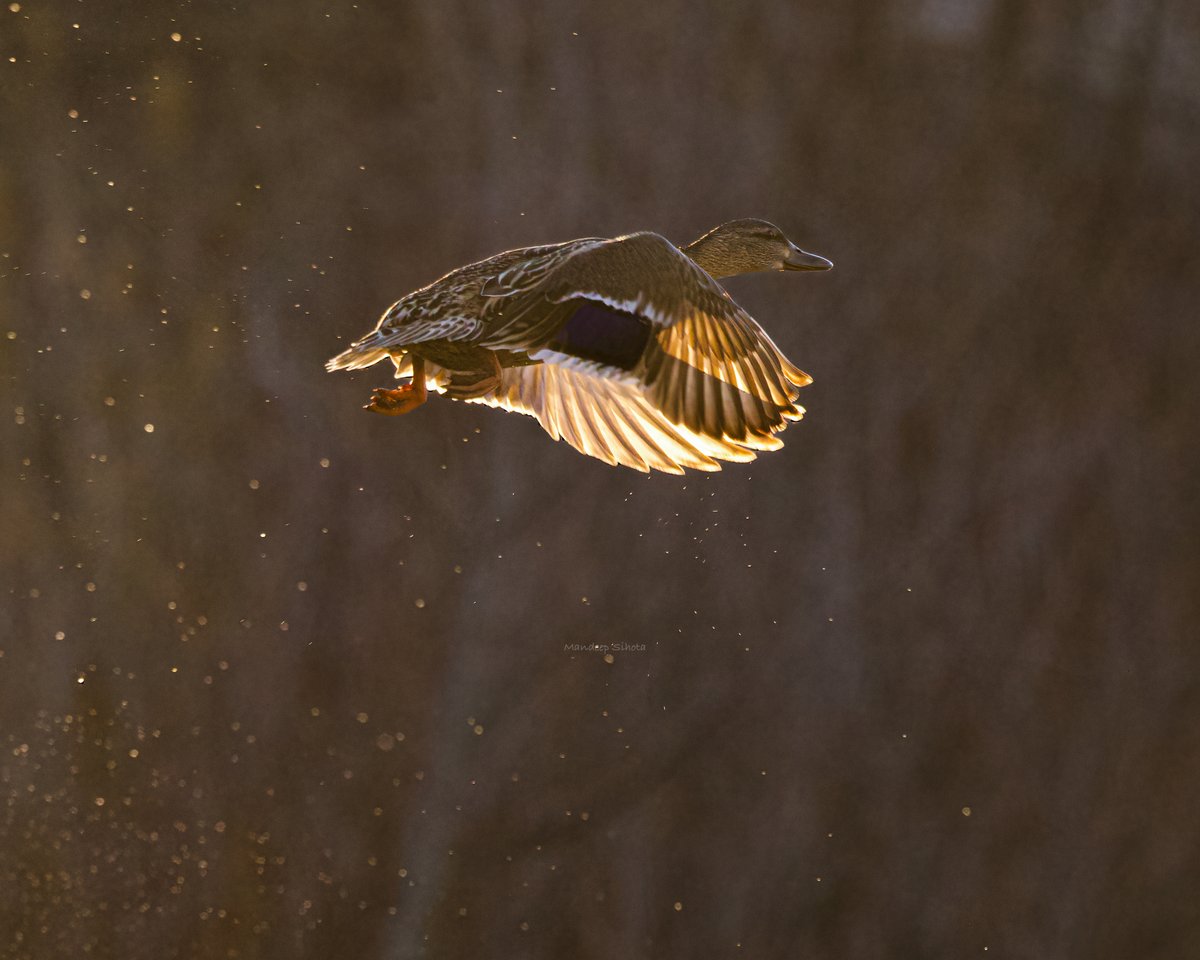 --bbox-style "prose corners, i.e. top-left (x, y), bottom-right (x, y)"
top-left (325, 219), bottom-right (832, 473)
